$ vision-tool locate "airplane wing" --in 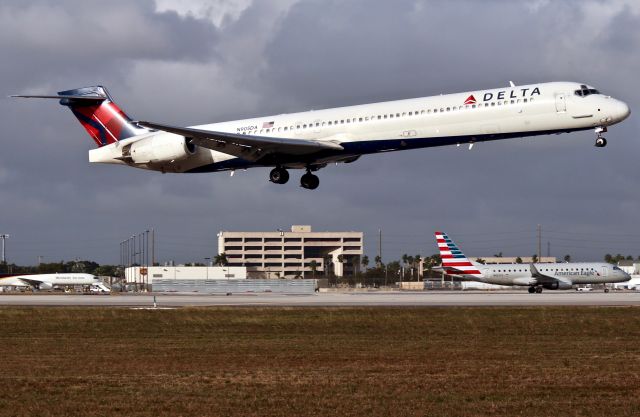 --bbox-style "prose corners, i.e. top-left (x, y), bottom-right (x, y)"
top-left (137, 121), bottom-right (344, 162)
top-left (0, 277), bottom-right (30, 287)
top-left (14, 277), bottom-right (44, 287)
top-left (529, 264), bottom-right (571, 287)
